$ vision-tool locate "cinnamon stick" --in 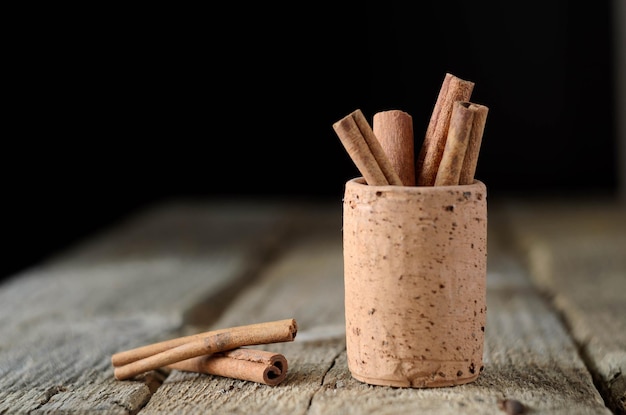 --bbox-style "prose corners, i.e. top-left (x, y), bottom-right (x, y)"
top-left (112, 318), bottom-right (297, 381)
top-left (459, 102), bottom-right (489, 185)
top-left (373, 110), bottom-right (415, 186)
top-left (333, 109), bottom-right (403, 186)
top-left (168, 348), bottom-right (288, 386)
top-left (434, 101), bottom-right (475, 186)
top-left (416, 73), bottom-right (474, 186)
